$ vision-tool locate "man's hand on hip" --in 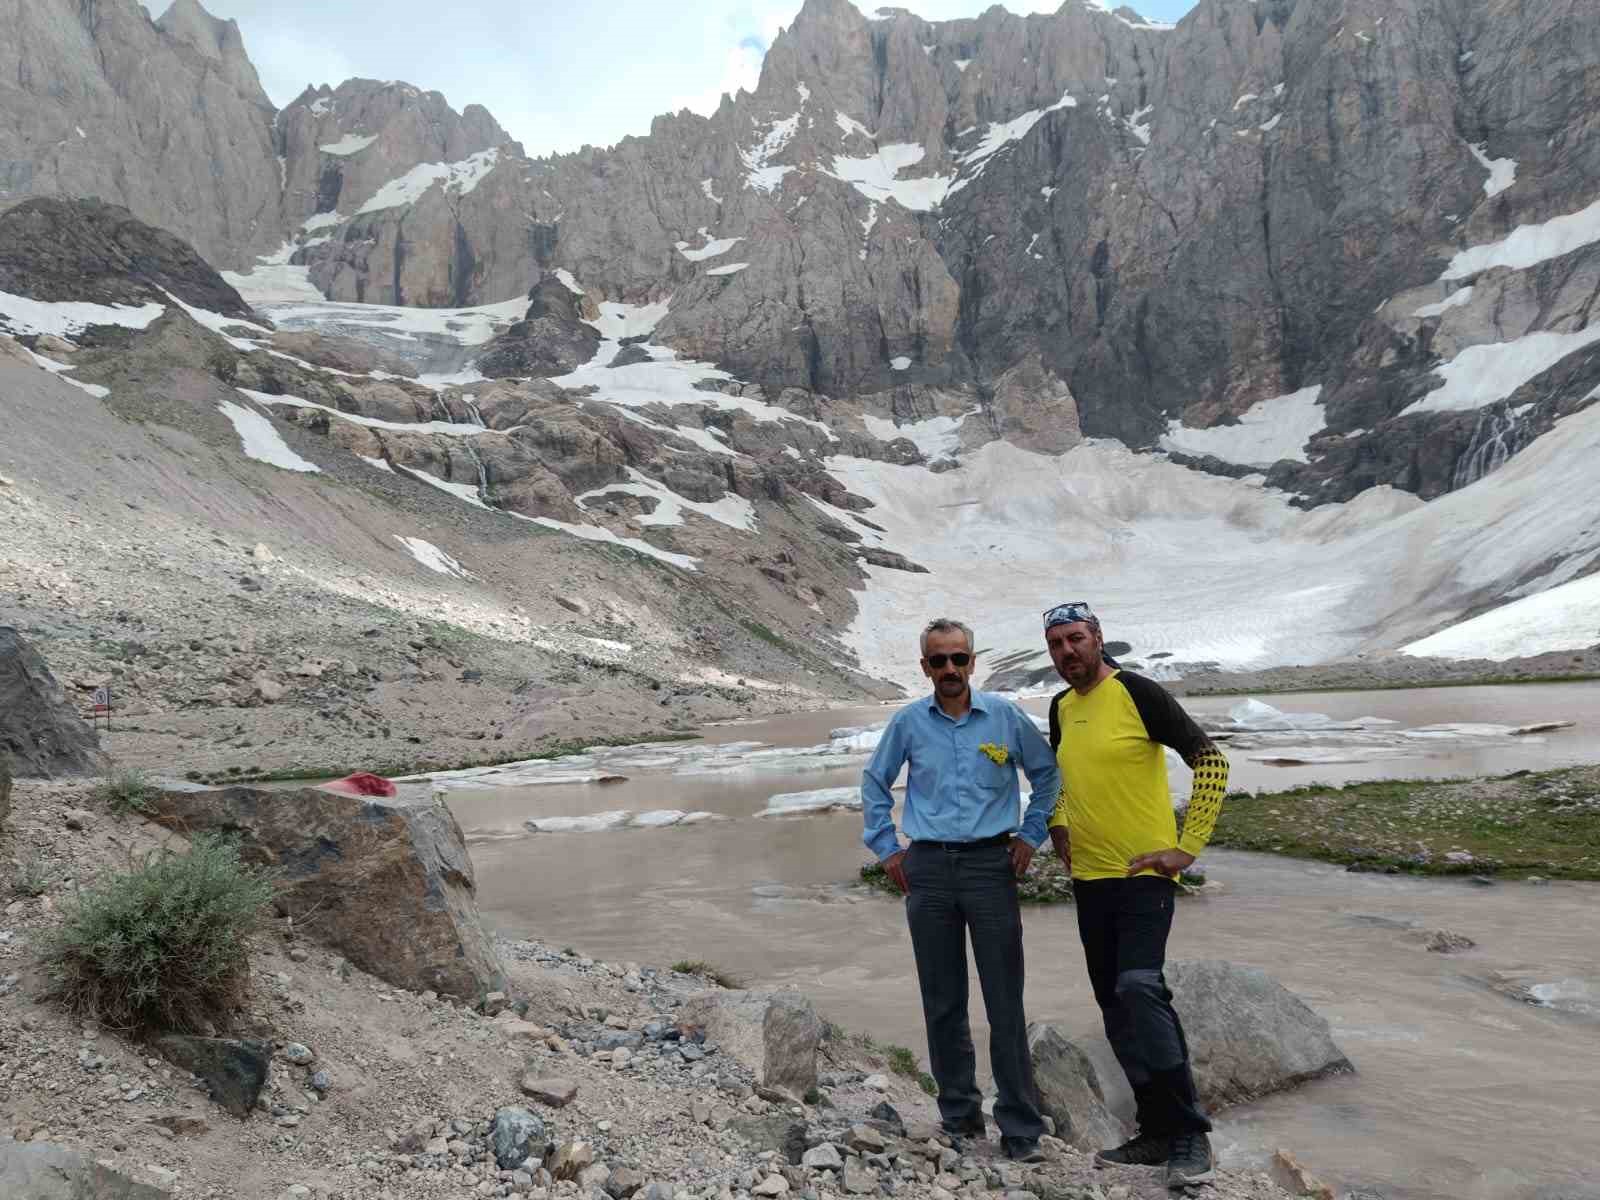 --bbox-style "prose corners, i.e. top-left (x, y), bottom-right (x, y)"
top-left (883, 849), bottom-right (910, 894)
top-left (1126, 847), bottom-right (1195, 878)
top-left (1048, 826), bottom-right (1071, 873)
top-left (1009, 837), bottom-right (1035, 879)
